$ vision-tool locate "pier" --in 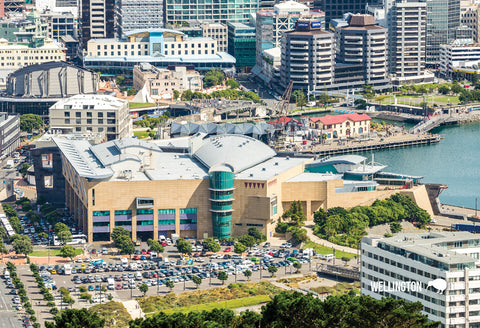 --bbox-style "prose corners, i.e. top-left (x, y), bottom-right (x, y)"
top-left (316, 264), bottom-right (360, 281)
